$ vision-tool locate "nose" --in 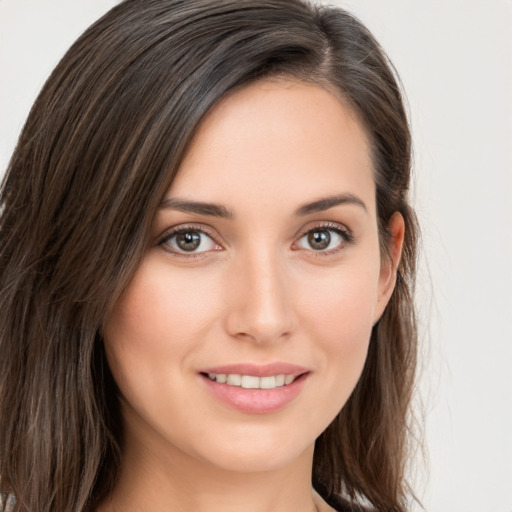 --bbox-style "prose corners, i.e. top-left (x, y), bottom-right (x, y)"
top-left (223, 248), bottom-right (296, 344)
